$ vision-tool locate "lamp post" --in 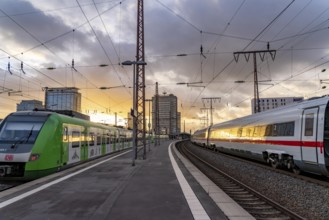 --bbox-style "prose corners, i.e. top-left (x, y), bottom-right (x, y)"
top-left (145, 99), bottom-right (152, 151)
top-left (121, 60), bottom-right (147, 166)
